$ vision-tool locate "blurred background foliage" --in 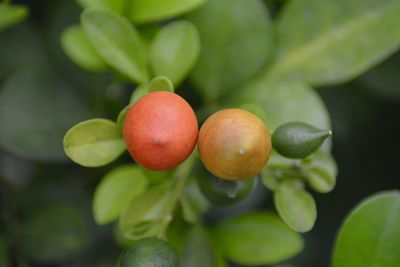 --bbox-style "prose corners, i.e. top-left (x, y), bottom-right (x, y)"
top-left (0, 0), bottom-right (399, 266)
